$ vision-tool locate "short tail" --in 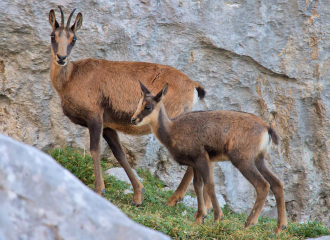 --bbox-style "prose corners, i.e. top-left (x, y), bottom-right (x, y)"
top-left (268, 128), bottom-right (279, 145)
top-left (196, 85), bottom-right (206, 100)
